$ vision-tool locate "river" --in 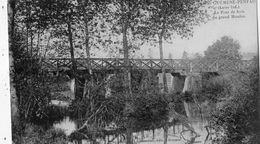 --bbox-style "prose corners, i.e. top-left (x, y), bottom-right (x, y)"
top-left (53, 101), bottom-right (215, 144)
